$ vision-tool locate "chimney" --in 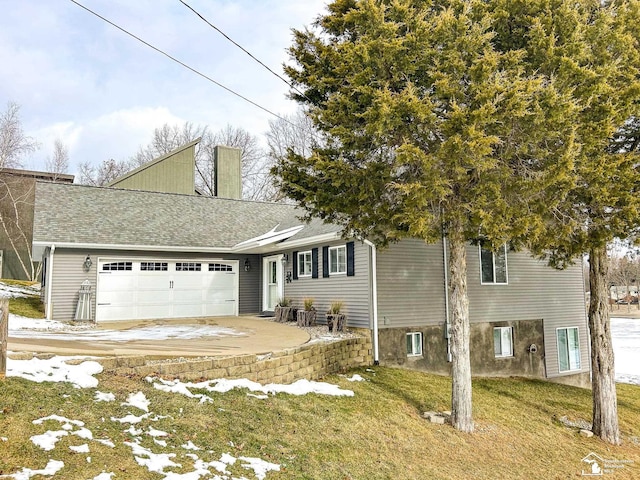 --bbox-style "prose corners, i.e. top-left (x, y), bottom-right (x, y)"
top-left (214, 145), bottom-right (242, 199)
